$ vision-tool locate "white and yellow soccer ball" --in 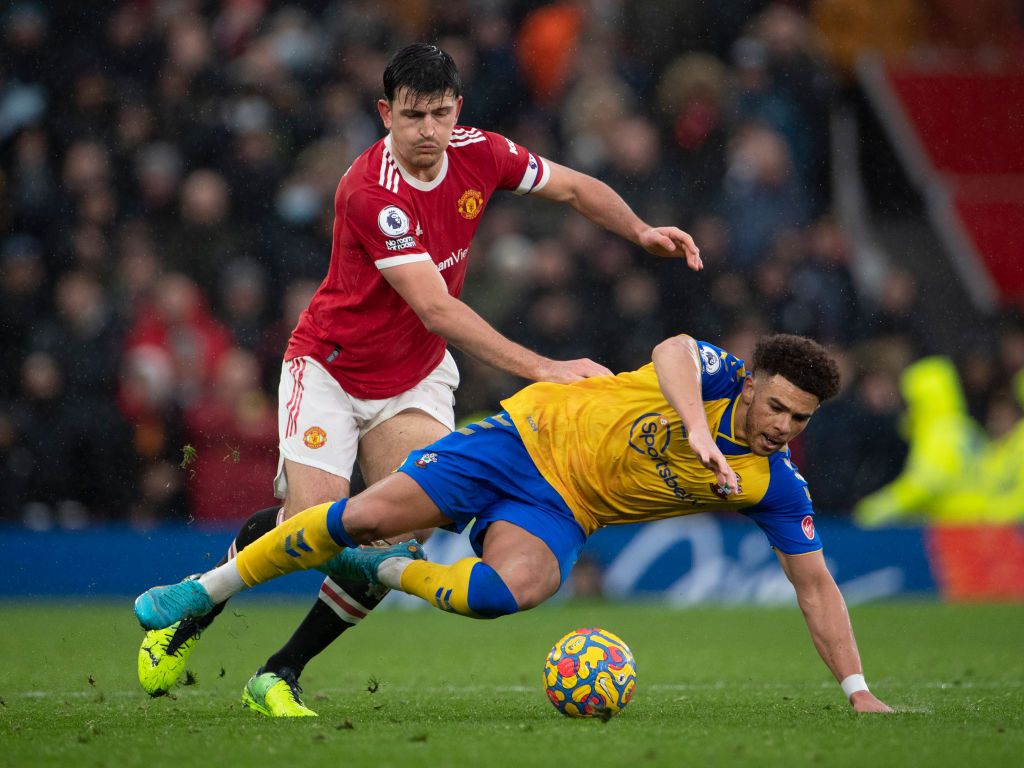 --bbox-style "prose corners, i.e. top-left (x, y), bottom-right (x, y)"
top-left (543, 627), bottom-right (637, 718)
